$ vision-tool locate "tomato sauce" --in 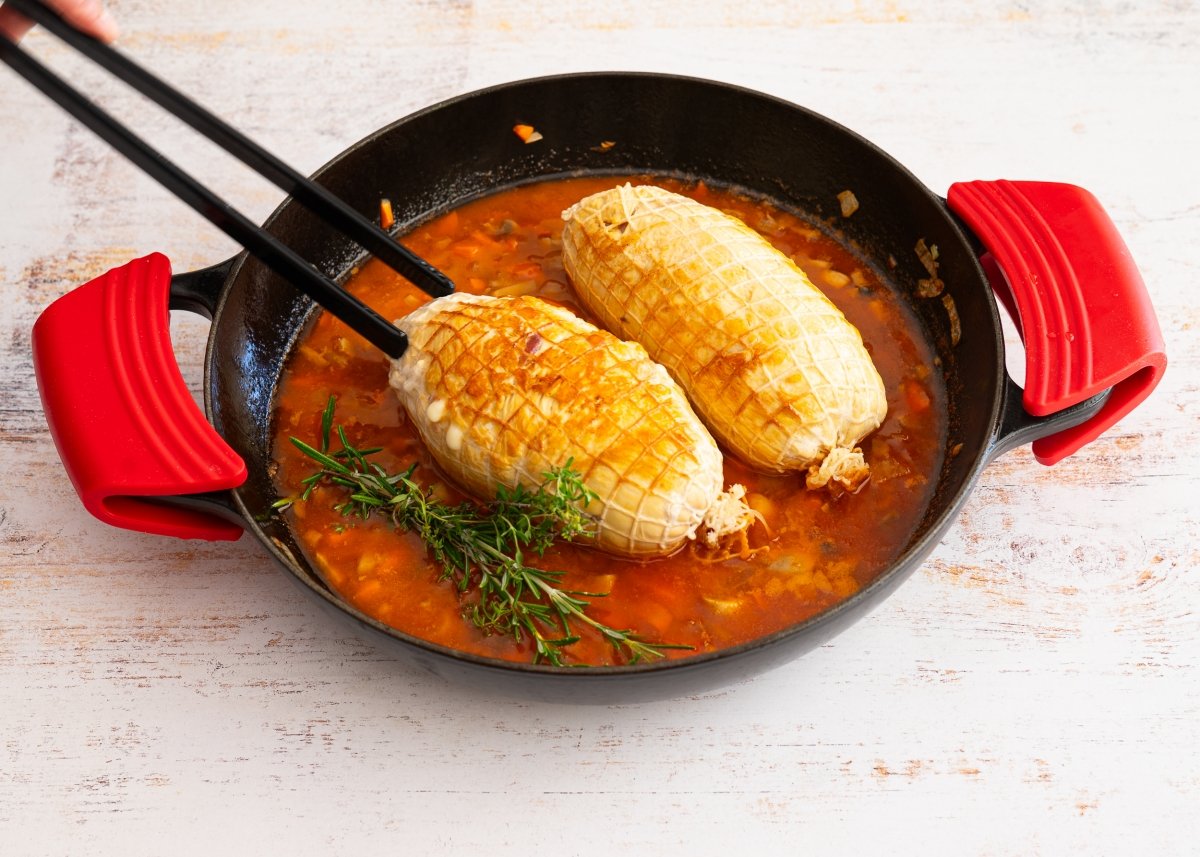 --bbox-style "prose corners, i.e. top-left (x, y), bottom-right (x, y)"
top-left (271, 176), bottom-right (945, 665)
